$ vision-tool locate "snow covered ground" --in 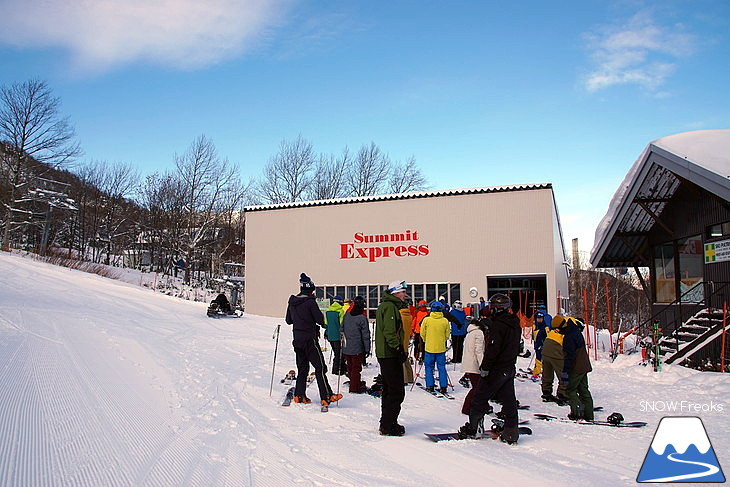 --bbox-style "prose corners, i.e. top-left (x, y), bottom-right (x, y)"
top-left (1, 251), bottom-right (728, 486)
